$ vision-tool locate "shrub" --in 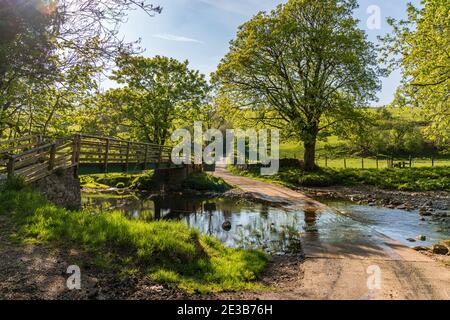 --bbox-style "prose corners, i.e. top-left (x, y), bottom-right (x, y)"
top-left (1, 175), bottom-right (28, 192)
top-left (183, 173), bottom-right (232, 192)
